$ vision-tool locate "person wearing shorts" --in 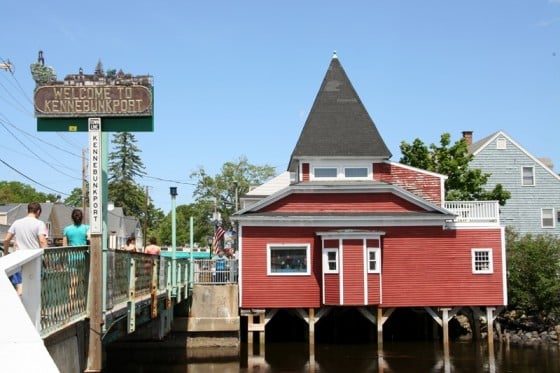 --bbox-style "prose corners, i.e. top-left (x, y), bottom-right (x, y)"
top-left (3, 202), bottom-right (48, 295)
